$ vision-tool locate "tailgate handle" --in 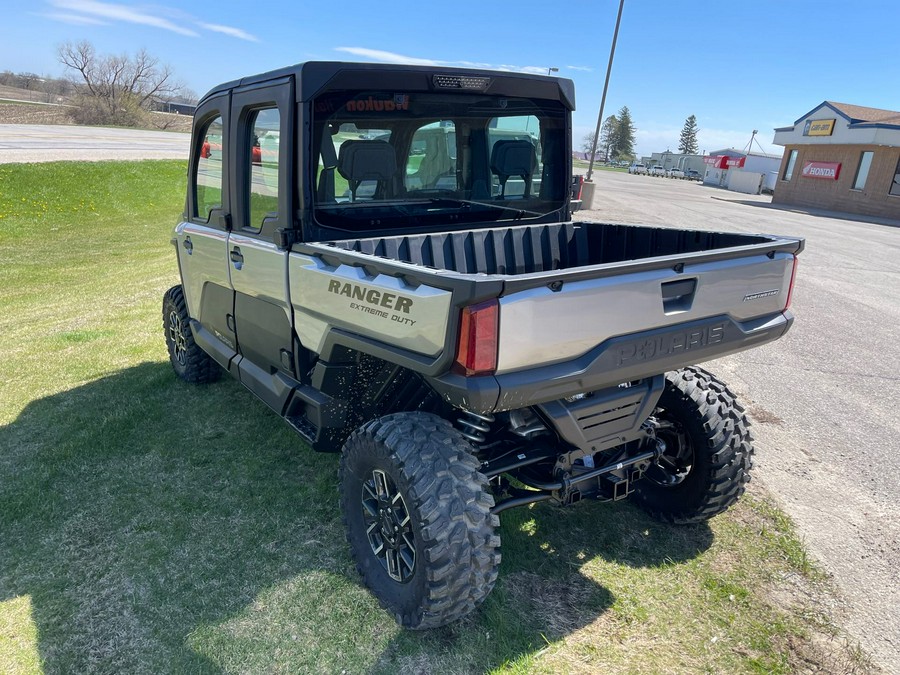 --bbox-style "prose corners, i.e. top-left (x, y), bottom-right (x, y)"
top-left (661, 278), bottom-right (696, 314)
